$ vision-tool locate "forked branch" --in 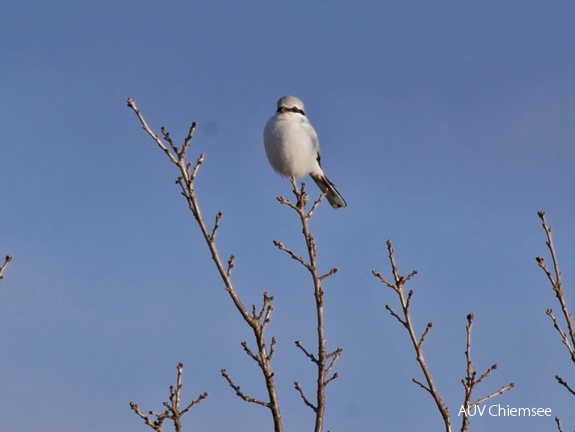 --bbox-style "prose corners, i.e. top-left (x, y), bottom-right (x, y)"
top-left (373, 240), bottom-right (450, 432)
top-left (536, 211), bottom-right (575, 432)
top-left (275, 179), bottom-right (342, 432)
top-left (127, 98), bottom-right (283, 432)
top-left (374, 242), bottom-right (513, 432)
top-left (536, 211), bottom-right (575, 365)
top-left (130, 363), bottom-right (208, 432)
top-left (460, 314), bottom-right (514, 432)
